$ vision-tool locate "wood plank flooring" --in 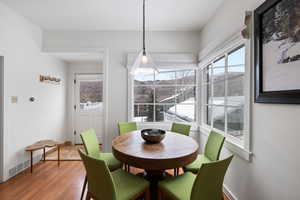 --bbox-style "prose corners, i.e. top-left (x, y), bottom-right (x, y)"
top-left (46, 145), bottom-right (83, 161)
top-left (0, 161), bottom-right (85, 200)
top-left (0, 161), bottom-right (229, 200)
